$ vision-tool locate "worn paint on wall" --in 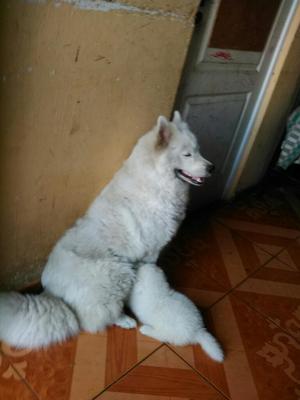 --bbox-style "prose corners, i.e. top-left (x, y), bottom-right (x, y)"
top-left (24, 0), bottom-right (198, 18)
top-left (56, 0), bottom-right (185, 18)
top-left (0, 0), bottom-right (199, 289)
